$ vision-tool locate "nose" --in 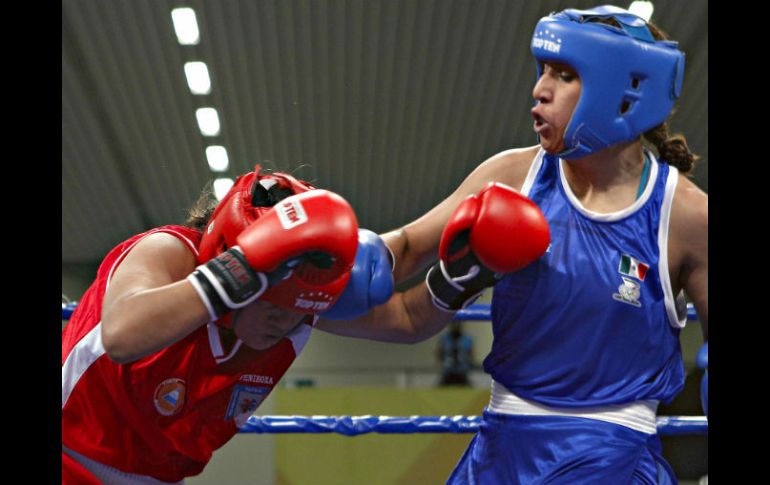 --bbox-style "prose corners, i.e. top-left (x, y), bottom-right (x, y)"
top-left (532, 73), bottom-right (552, 104)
